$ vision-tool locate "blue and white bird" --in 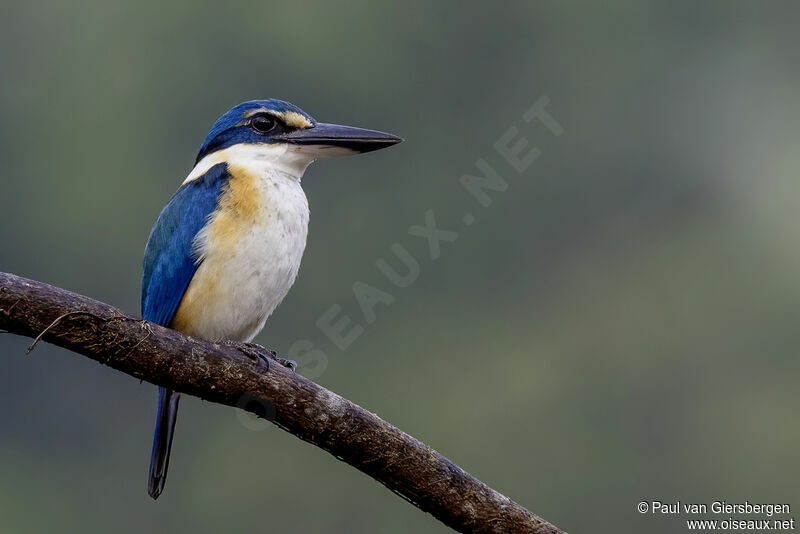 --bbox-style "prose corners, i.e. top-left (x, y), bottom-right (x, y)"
top-left (141, 99), bottom-right (401, 499)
